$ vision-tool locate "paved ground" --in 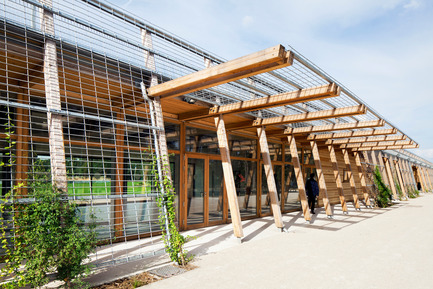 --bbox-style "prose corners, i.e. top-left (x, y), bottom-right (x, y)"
top-left (140, 194), bottom-right (433, 289)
